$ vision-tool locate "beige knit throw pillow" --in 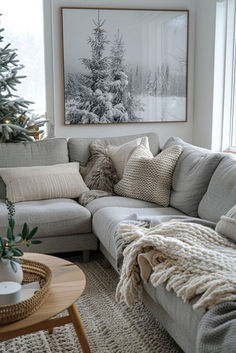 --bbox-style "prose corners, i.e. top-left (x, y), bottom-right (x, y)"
top-left (216, 205), bottom-right (236, 242)
top-left (114, 144), bottom-right (182, 207)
